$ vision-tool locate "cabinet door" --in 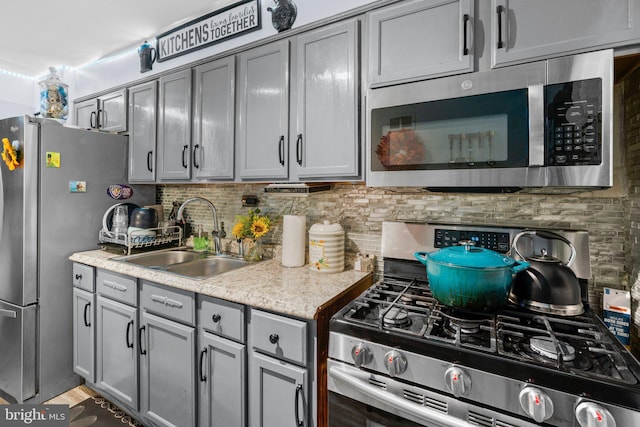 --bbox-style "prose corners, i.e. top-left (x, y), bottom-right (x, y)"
top-left (128, 81), bottom-right (157, 183)
top-left (193, 57), bottom-right (235, 180)
top-left (98, 89), bottom-right (127, 132)
top-left (74, 98), bottom-right (98, 129)
top-left (140, 311), bottom-right (196, 427)
top-left (95, 295), bottom-right (138, 410)
top-left (157, 69), bottom-right (192, 181)
top-left (368, 0), bottom-right (473, 87)
top-left (198, 331), bottom-right (246, 427)
top-left (249, 351), bottom-right (307, 427)
top-left (492, 0), bottom-right (640, 67)
top-left (237, 40), bottom-right (290, 180)
top-left (72, 288), bottom-right (94, 382)
top-left (292, 19), bottom-right (360, 180)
